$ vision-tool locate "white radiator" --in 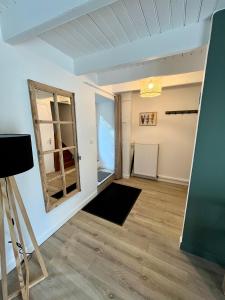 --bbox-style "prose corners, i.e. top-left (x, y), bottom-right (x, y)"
top-left (133, 143), bottom-right (159, 179)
